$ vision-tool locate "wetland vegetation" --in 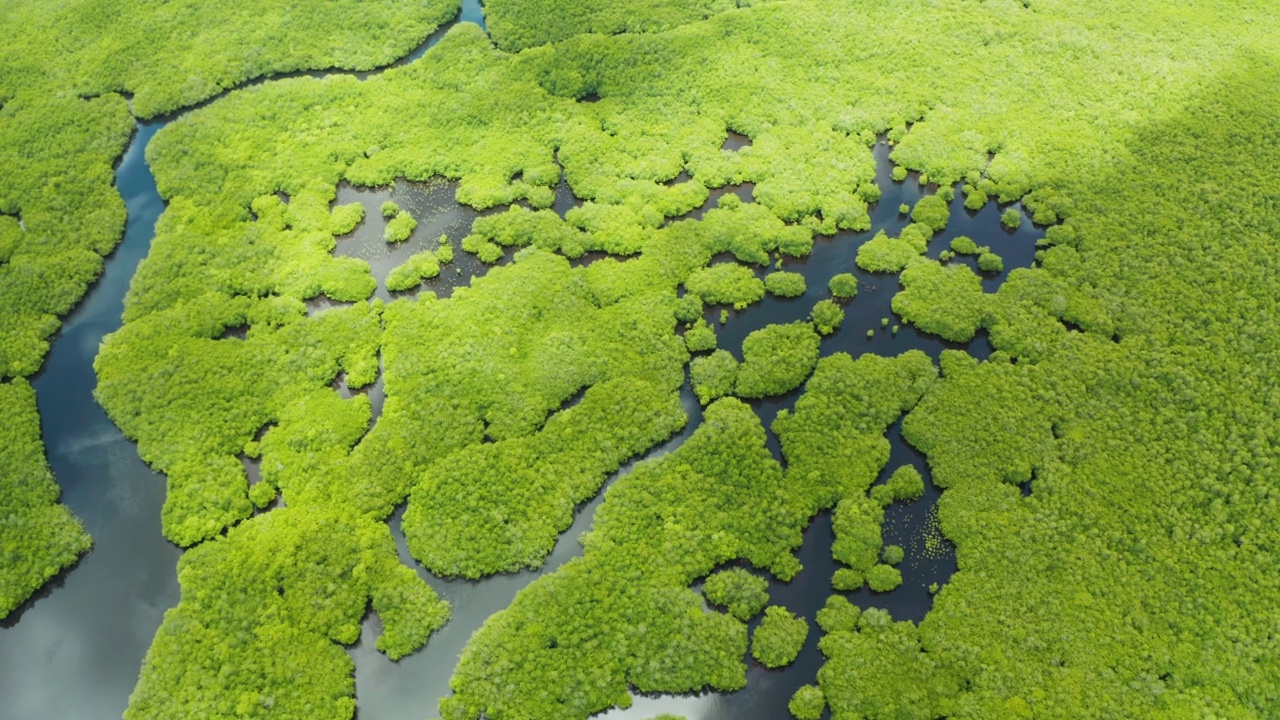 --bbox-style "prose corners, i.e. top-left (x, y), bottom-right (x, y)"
top-left (4, 1), bottom-right (1280, 719)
